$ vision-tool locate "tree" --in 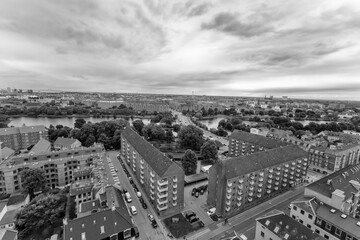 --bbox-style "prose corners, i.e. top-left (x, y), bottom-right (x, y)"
top-left (74, 118), bottom-right (86, 129)
top-left (15, 193), bottom-right (67, 240)
top-left (132, 120), bottom-right (144, 135)
top-left (20, 169), bottom-right (46, 200)
top-left (200, 141), bottom-right (218, 162)
top-left (173, 124), bottom-right (181, 132)
top-left (182, 150), bottom-right (197, 175)
top-left (178, 125), bottom-right (204, 151)
top-left (217, 127), bottom-right (228, 137)
top-left (142, 124), bottom-right (166, 141)
top-left (83, 134), bottom-right (96, 147)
